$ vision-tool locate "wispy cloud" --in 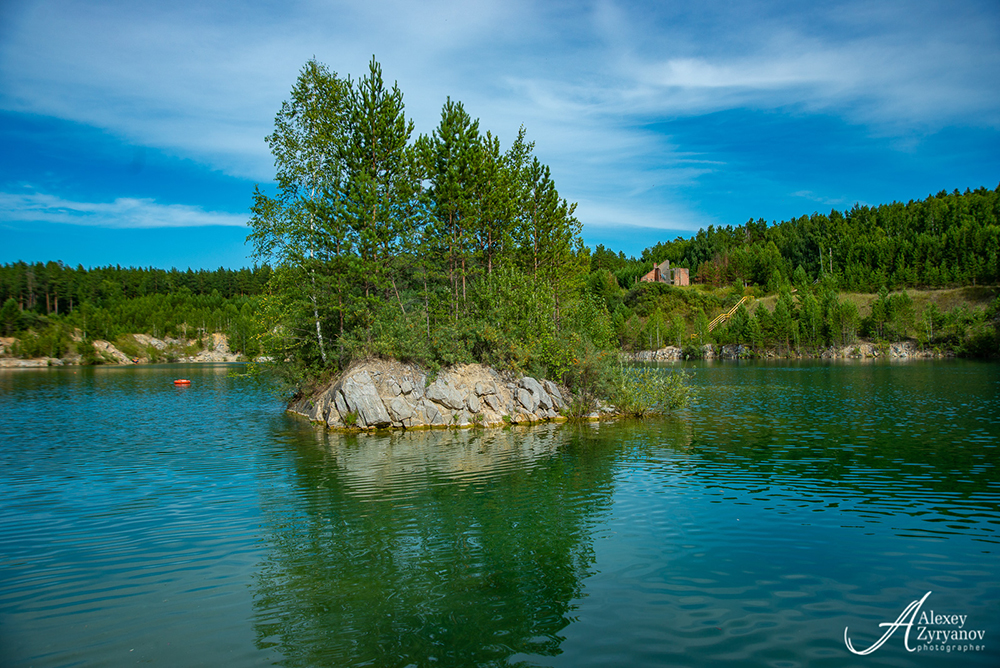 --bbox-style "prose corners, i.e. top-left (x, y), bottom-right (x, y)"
top-left (0, 0), bottom-right (997, 251)
top-left (575, 196), bottom-right (711, 234)
top-left (0, 192), bottom-right (247, 228)
top-left (789, 190), bottom-right (853, 208)
top-left (6, 0), bottom-right (996, 181)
